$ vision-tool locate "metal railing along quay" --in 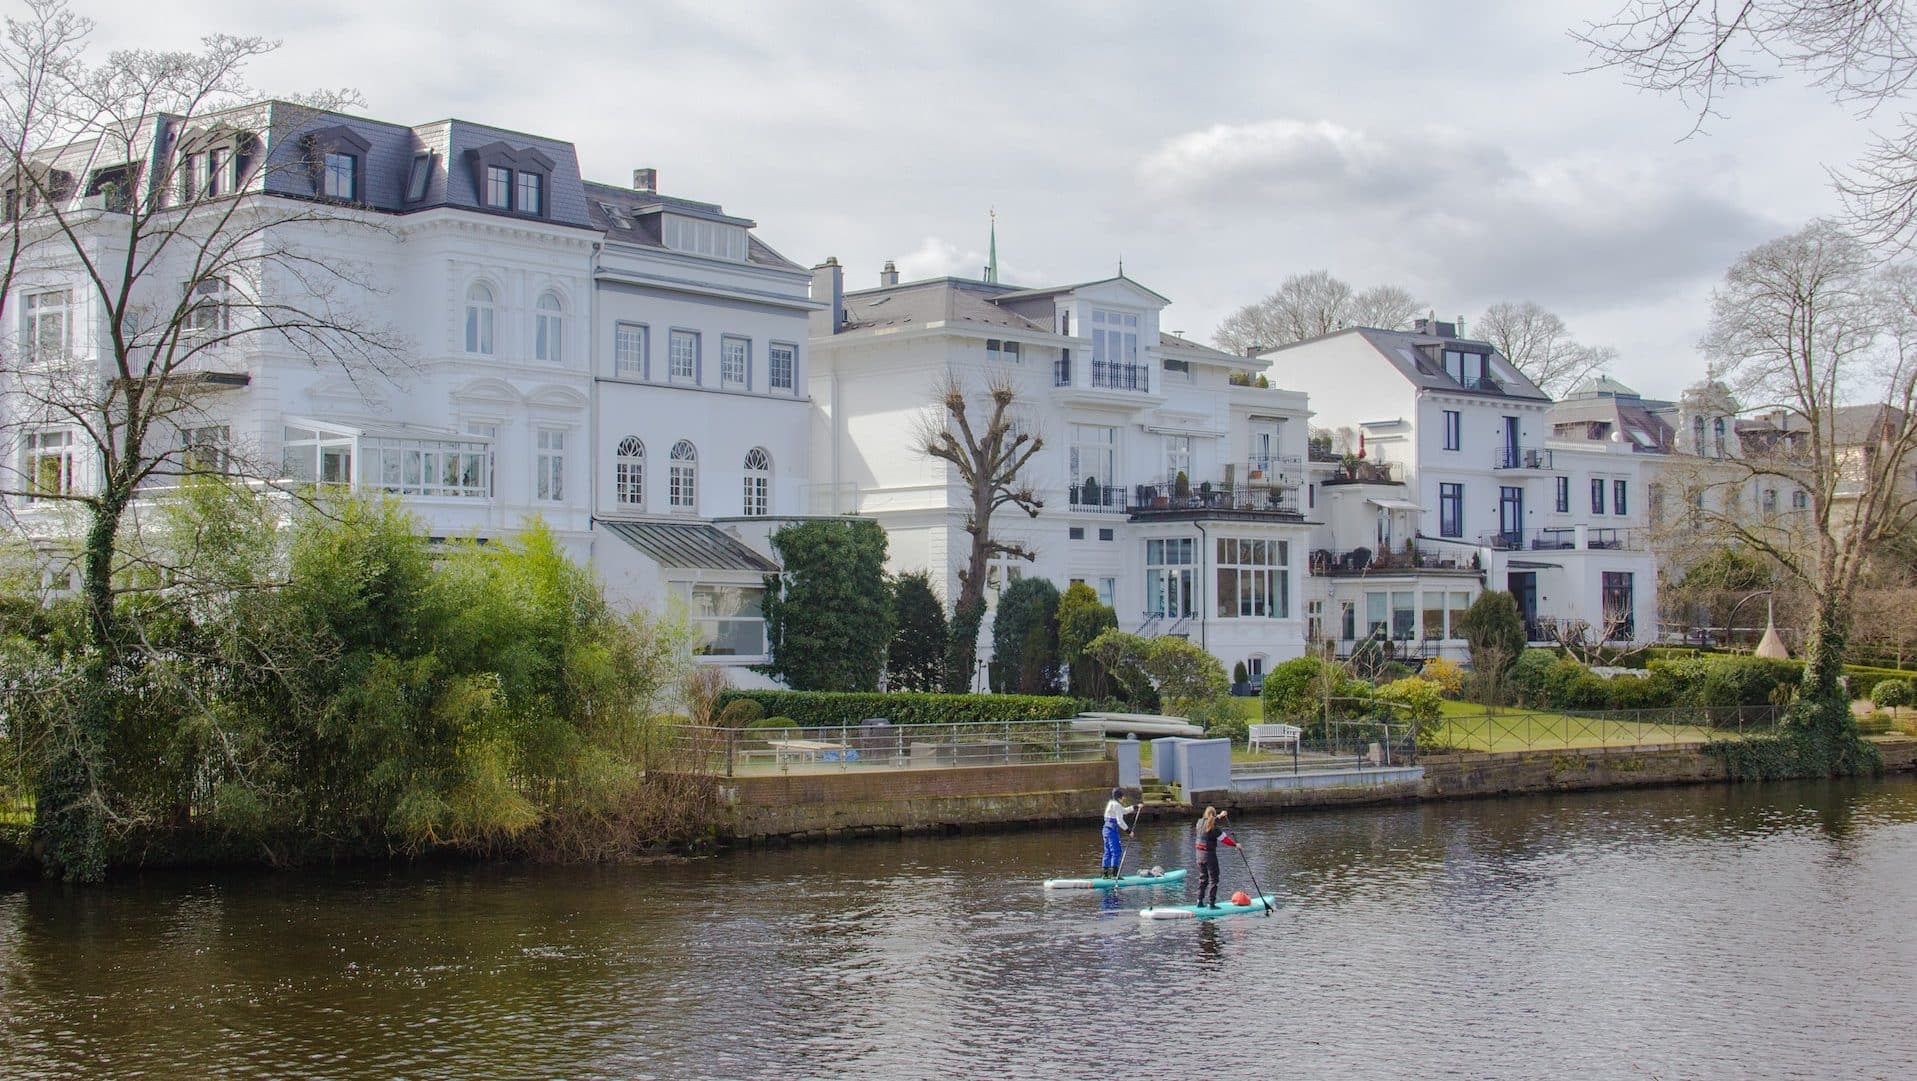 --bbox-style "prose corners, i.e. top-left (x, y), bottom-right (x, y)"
top-left (663, 719), bottom-right (1105, 778)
